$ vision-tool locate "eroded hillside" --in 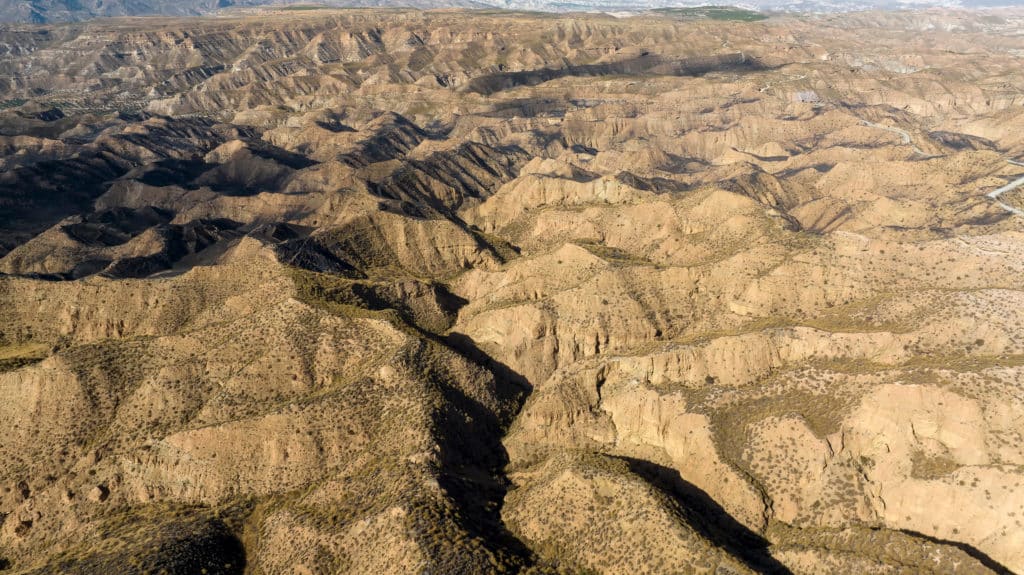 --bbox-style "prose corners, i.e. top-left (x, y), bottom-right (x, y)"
top-left (1, 7), bottom-right (1024, 574)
